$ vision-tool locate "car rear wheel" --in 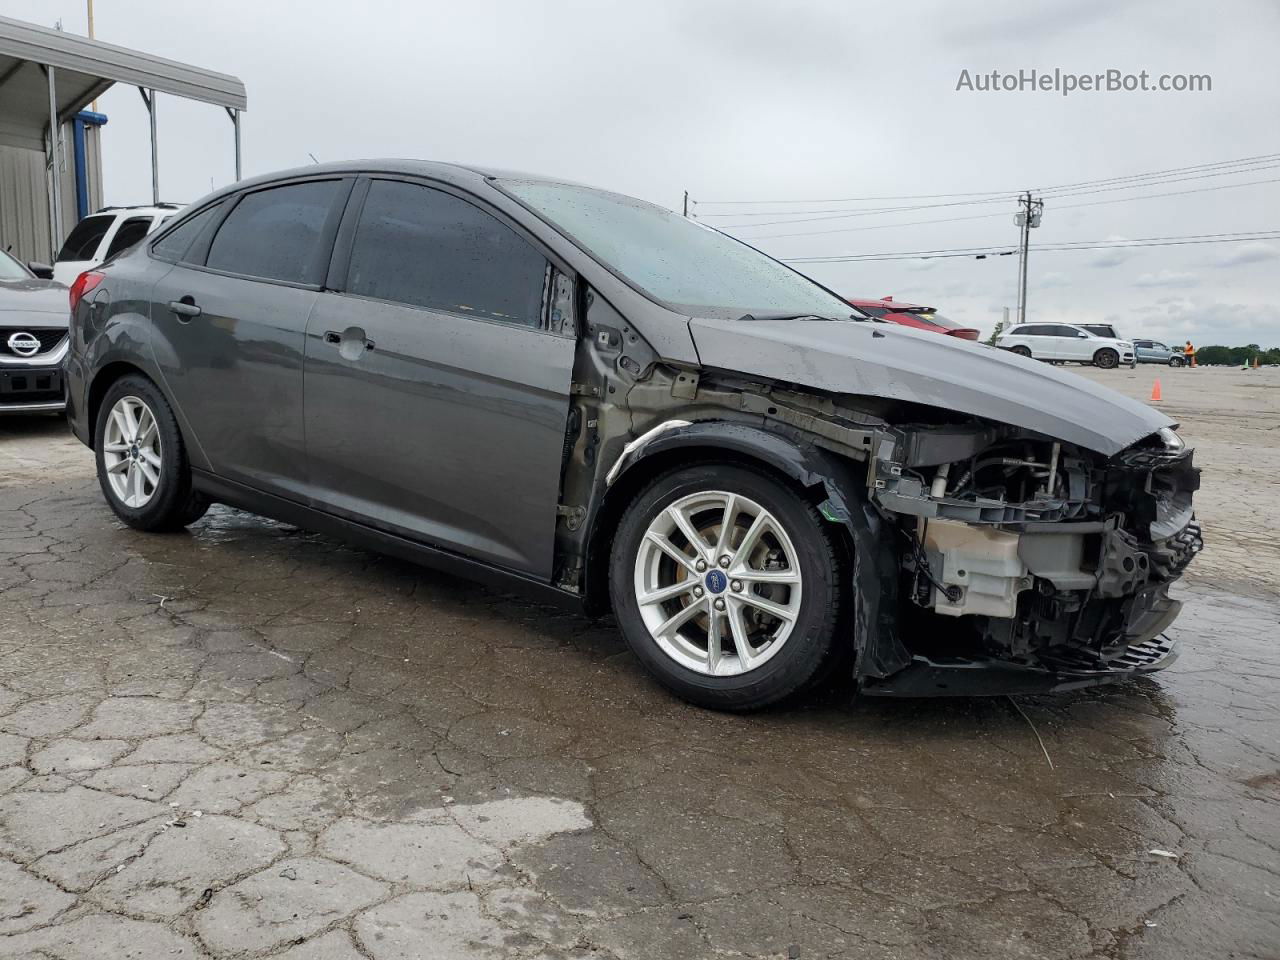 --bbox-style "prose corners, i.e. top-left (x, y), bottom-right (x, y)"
top-left (1010, 345), bottom-right (1032, 358)
top-left (609, 464), bottom-right (843, 711)
top-left (1094, 348), bottom-right (1119, 369)
top-left (95, 375), bottom-right (209, 531)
